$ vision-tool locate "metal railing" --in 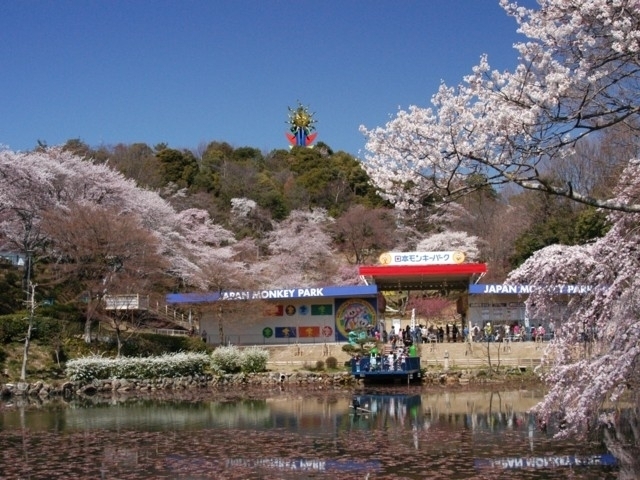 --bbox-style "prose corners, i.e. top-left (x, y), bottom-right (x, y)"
top-left (148, 302), bottom-right (198, 331)
top-left (153, 328), bottom-right (191, 337)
